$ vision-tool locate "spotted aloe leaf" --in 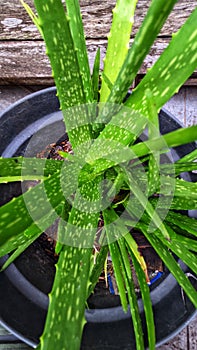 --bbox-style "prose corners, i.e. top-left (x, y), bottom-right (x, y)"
top-left (124, 171), bottom-right (171, 240)
top-left (105, 0), bottom-right (178, 106)
top-left (0, 161), bottom-right (81, 247)
top-left (0, 230), bottom-right (41, 271)
top-left (32, 0), bottom-right (85, 109)
top-left (39, 177), bottom-right (101, 350)
top-left (130, 125), bottom-right (197, 161)
top-left (39, 244), bottom-right (93, 350)
top-left (173, 236), bottom-right (197, 253)
top-left (0, 157), bottom-right (63, 183)
top-left (176, 148), bottom-right (197, 163)
top-left (165, 212), bottom-right (197, 238)
top-left (103, 209), bottom-right (145, 350)
top-left (65, 0), bottom-right (93, 103)
top-left (100, 0), bottom-right (138, 102)
top-left (117, 239), bottom-right (145, 350)
top-left (126, 7), bottom-right (197, 113)
top-left (32, 0), bottom-right (93, 147)
top-left (160, 176), bottom-right (197, 199)
top-left (88, 245), bottom-right (109, 296)
top-left (91, 48), bottom-right (101, 102)
top-left (137, 222), bottom-right (197, 309)
top-left (0, 203), bottom-right (63, 259)
top-left (151, 196), bottom-right (197, 210)
top-left (157, 223), bottom-right (197, 276)
top-left (127, 243), bottom-right (155, 350)
top-left (86, 106), bottom-right (147, 167)
top-left (145, 90), bottom-right (160, 196)
top-left (86, 114), bottom-right (197, 176)
top-left (161, 162), bottom-right (197, 176)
